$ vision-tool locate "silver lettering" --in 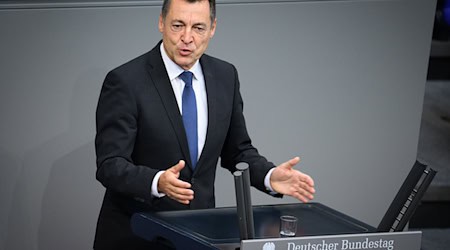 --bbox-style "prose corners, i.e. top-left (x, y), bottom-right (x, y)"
top-left (387, 240), bottom-right (394, 250)
top-left (288, 242), bottom-right (296, 250)
top-left (361, 238), bottom-right (369, 248)
top-left (341, 240), bottom-right (349, 250)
